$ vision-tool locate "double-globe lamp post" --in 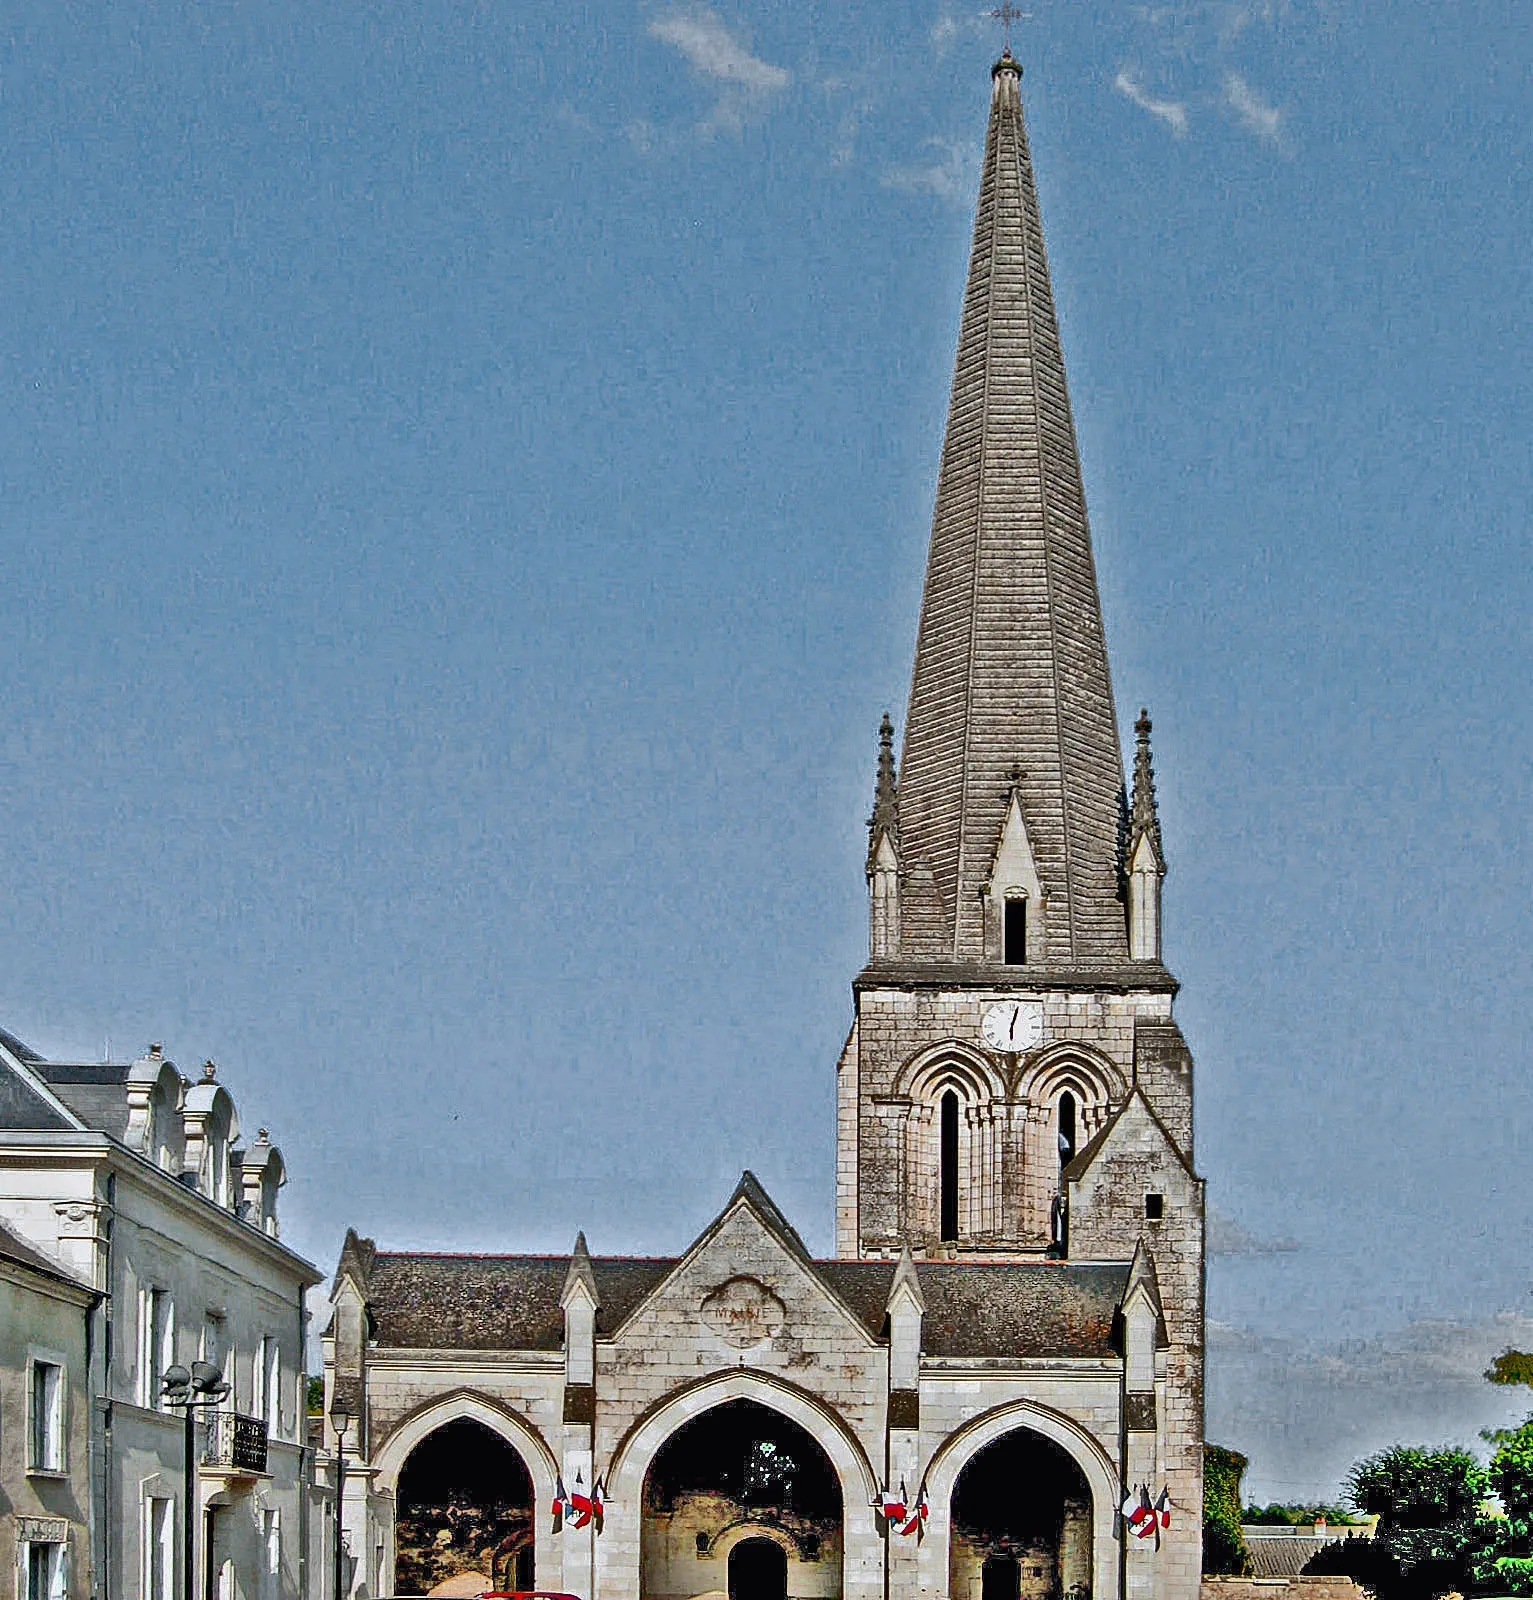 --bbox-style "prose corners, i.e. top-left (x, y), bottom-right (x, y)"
top-left (160, 1362), bottom-right (230, 1600)
top-left (331, 1403), bottom-right (352, 1600)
